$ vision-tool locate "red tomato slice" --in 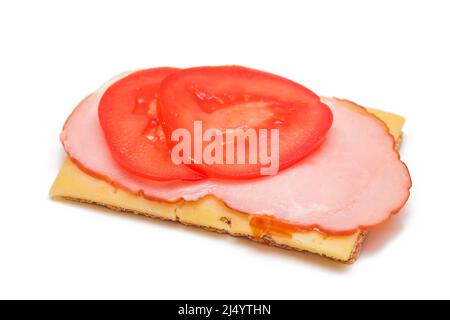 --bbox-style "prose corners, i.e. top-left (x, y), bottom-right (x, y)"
top-left (158, 66), bottom-right (333, 179)
top-left (98, 68), bottom-right (205, 181)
